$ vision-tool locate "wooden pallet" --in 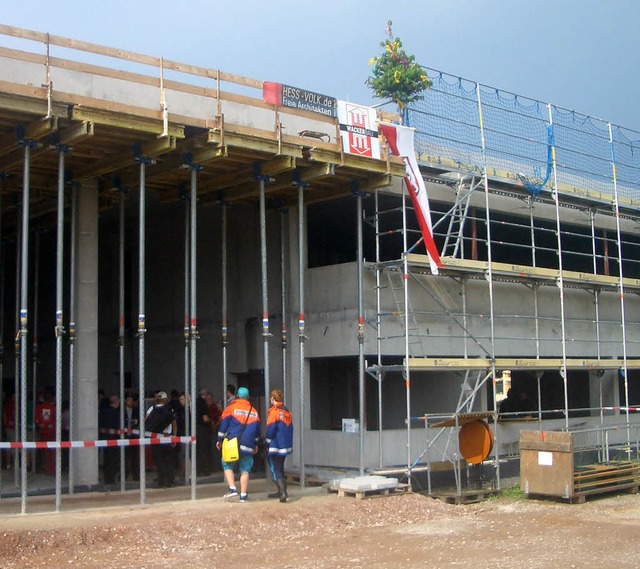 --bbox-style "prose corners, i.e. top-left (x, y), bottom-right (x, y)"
top-left (285, 472), bottom-right (324, 487)
top-left (570, 461), bottom-right (640, 503)
top-left (433, 488), bottom-right (498, 505)
top-left (336, 483), bottom-right (411, 500)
